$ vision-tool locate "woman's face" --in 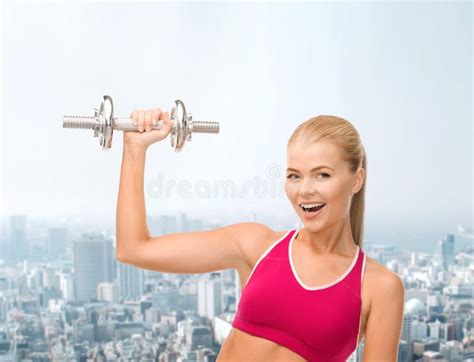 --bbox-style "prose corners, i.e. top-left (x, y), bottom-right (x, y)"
top-left (285, 139), bottom-right (364, 230)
